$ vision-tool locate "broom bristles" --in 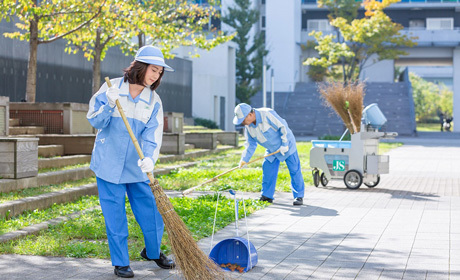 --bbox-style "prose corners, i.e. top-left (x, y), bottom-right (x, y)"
top-left (150, 180), bottom-right (229, 280)
top-left (318, 81), bottom-right (365, 134)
